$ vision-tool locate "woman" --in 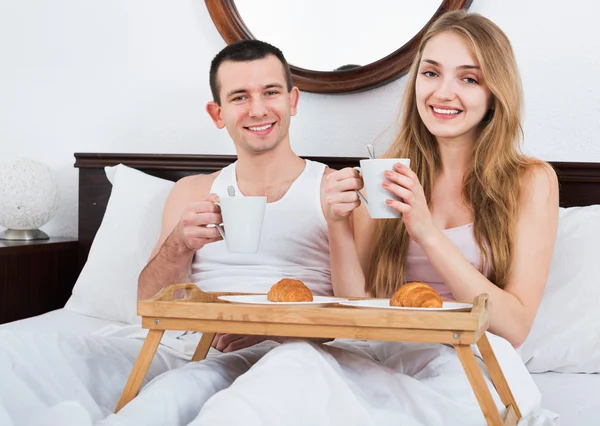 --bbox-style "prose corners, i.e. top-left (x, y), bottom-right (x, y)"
top-left (324, 10), bottom-right (558, 348)
top-left (190, 11), bottom-right (559, 426)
